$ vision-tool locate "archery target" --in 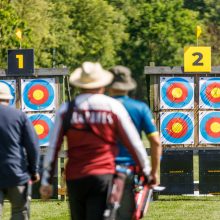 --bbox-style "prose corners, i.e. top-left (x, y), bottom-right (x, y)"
top-left (0, 80), bottom-right (16, 106)
top-left (200, 77), bottom-right (220, 109)
top-left (28, 113), bottom-right (55, 146)
top-left (199, 111), bottom-right (220, 144)
top-left (160, 77), bottom-right (194, 109)
top-left (160, 112), bottom-right (194, 145)
top-left (21, 78), bottom-right (56, 111)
